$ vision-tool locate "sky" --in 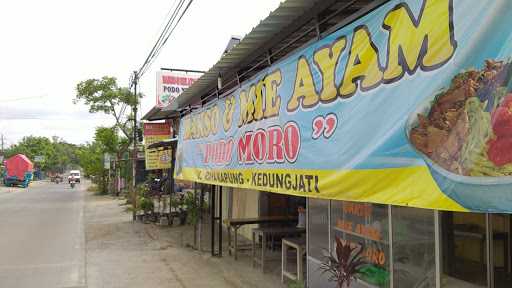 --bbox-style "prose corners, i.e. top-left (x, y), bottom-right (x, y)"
top-left (0, 0), bottom-right (282, 147)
